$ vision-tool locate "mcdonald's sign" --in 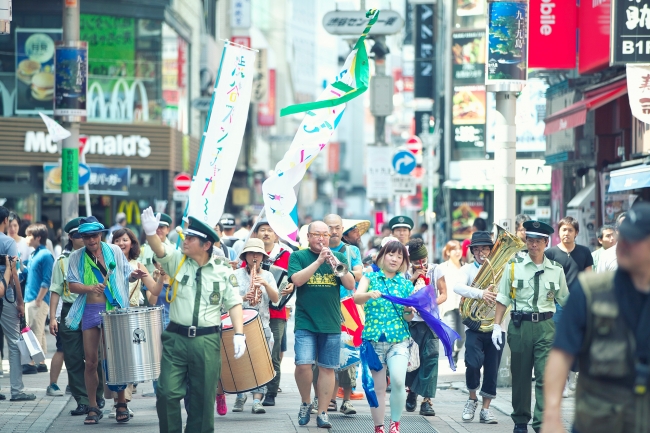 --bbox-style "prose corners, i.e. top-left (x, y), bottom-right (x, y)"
top-left (118, 200), bottom-right (141, 225)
